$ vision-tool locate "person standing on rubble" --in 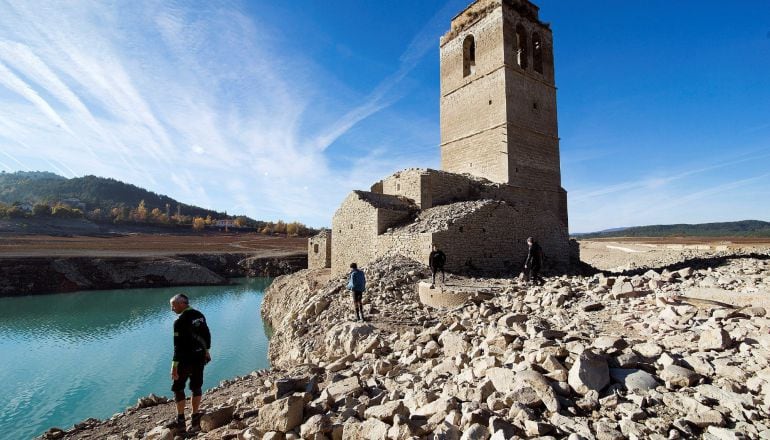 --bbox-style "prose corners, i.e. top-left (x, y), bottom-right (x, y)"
top-left (524, 237), bottom-right (544, 286)
top-left (347, 263), bottom-right (367, 321)
top-left (429, 244), bottom-right (447, 287)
